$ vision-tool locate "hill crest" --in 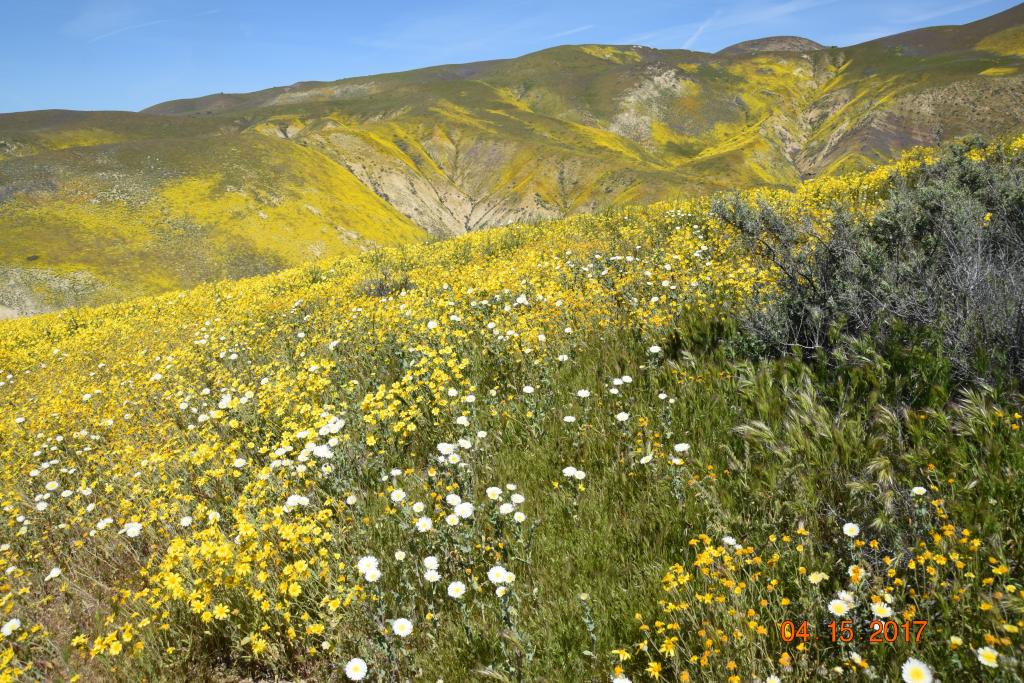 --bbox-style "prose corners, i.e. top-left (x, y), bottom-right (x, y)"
top-left (717, 36), bottom-right (824, 55)
top-left (2, 4), bottom-right (1024, 315)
